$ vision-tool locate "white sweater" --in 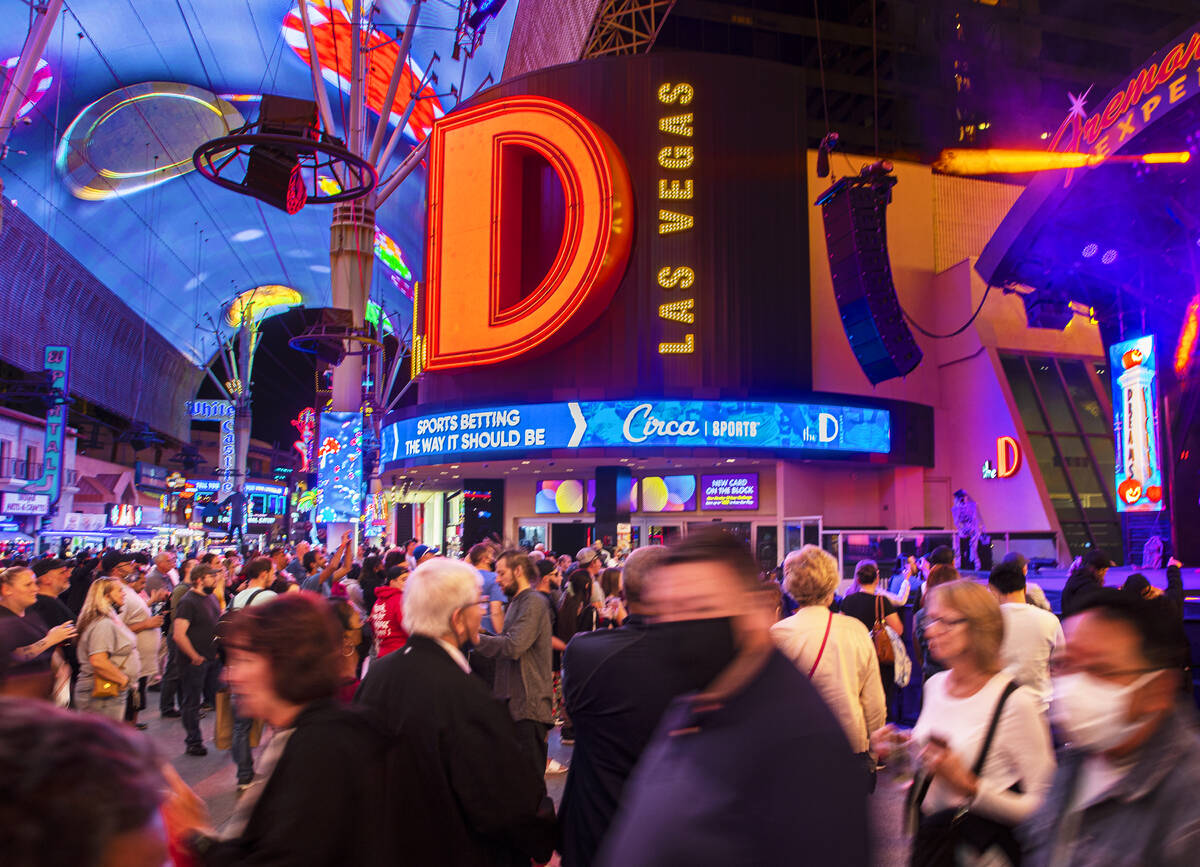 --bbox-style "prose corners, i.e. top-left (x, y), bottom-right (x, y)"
top-left (912, 672), bottom-right (1055, 825)
top-left (771, 606), bottom-right (885, 753)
